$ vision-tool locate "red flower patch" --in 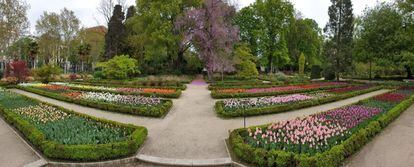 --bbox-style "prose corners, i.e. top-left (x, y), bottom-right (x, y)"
top-left (374, 93), bottom-right (407, 103)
